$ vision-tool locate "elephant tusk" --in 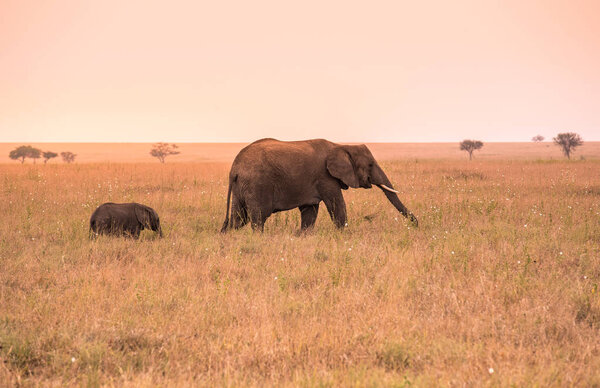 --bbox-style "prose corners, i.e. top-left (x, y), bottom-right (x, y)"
top-left (380, 184), bottom-right (399, 194)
